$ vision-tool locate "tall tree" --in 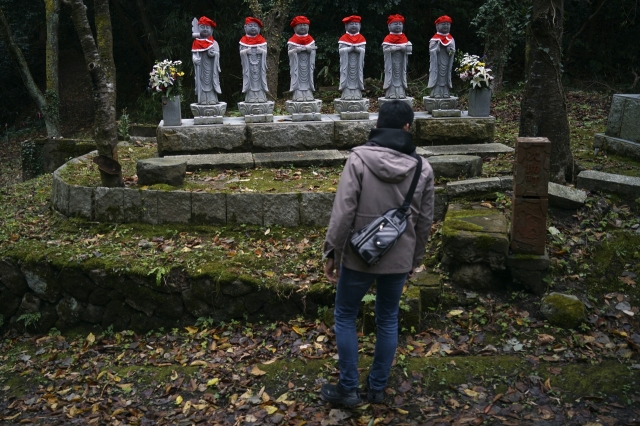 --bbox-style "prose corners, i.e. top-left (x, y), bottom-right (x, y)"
top-left (519, 0), bottom-right (573, 183)
top-left (63, 0), bottom-right (123, 187)
top-left (0, 3), bottom-right (61, 137)
top-left (246, 0), bottom-right (293, 99)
